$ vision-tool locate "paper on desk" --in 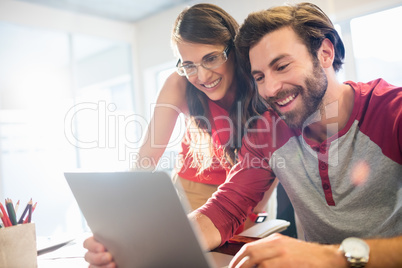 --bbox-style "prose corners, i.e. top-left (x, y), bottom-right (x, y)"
top-left (37, 233), bottom-right (90, 259)
top-left (238, 219), bottom-right (290, 238)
